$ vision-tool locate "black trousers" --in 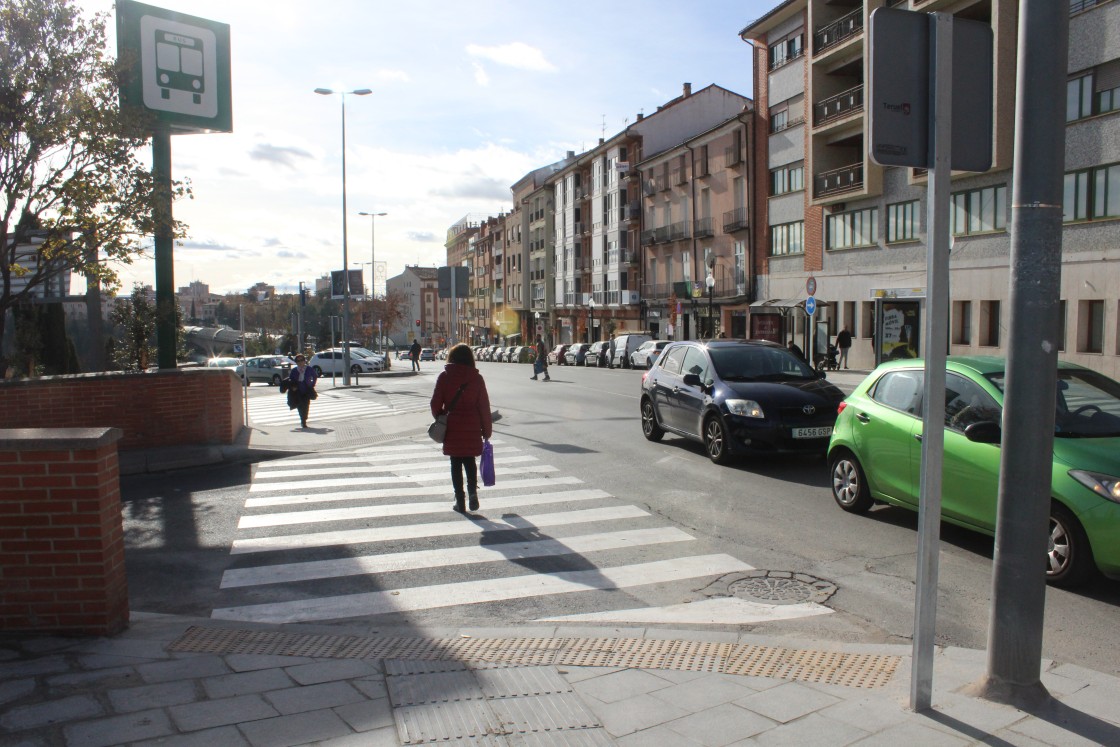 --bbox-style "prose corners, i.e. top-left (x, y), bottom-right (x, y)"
top-left (450, 456), bottom-right (477, 498)
top-left (296, 395), bottom-right (310, 425)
